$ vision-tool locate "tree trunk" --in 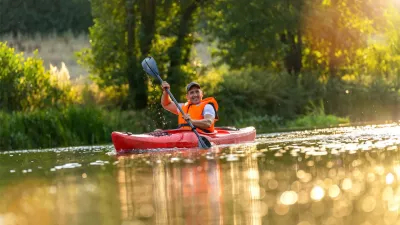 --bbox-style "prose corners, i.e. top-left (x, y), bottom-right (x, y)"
top-left (281, 31), bottom-right (302, 76)
top-left (139, 0), bottom-right (156, 57)
top-left (328, 0), bottom-right (339, 78)
top-left (125, 0), bottom-right (157, 110)
top-left (126, 0), bottom-right (156, 110)
top-left (126, 0), bottom-right (141, 109)
top-left (280, 0), bottom-right (303, 76)
top-left (167, 0), bottom-right (202, 99)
